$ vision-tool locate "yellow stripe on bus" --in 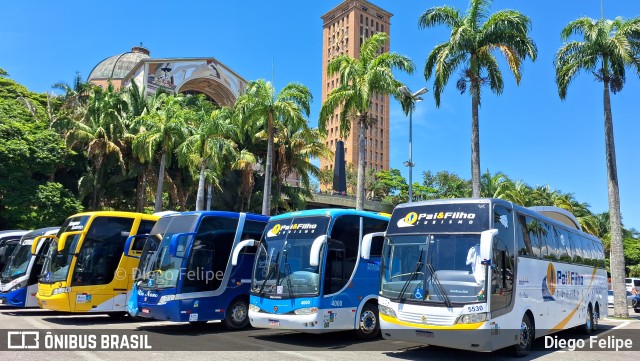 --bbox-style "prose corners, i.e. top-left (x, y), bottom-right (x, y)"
top-left (380, 313), bottom-right (484, 330)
